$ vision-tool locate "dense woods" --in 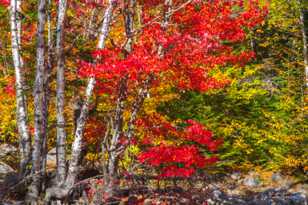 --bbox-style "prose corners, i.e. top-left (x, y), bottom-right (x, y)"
top-left (0, 0), bottom-right (307, 204)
